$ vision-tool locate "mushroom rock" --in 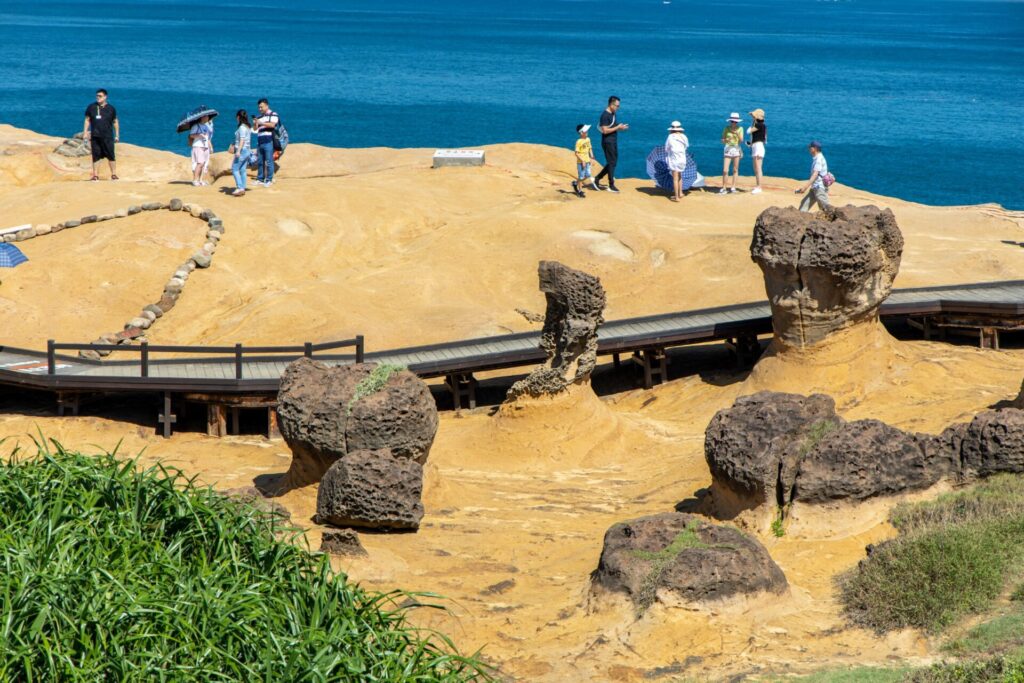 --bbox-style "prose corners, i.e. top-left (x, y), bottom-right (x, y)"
top-left (750, 205), bottom-right (903, 349)
top-left (506, 260), bottom-right (606, 400)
